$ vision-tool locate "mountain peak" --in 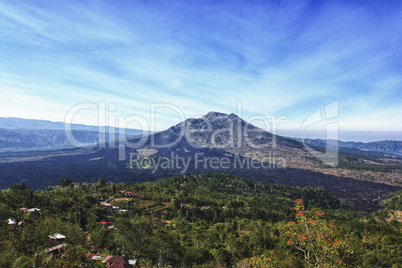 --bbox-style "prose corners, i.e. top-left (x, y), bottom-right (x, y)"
top-left (201, 111), bottom-right (243, 121)
top-left (202, 111), bottom-right (229, 119)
